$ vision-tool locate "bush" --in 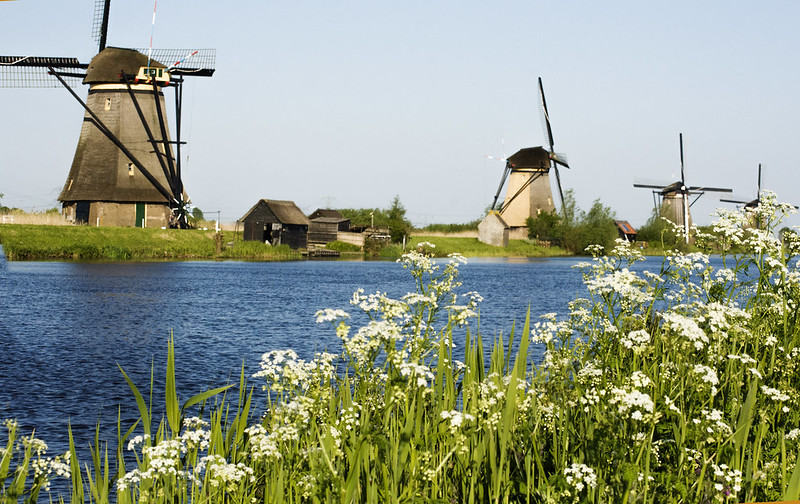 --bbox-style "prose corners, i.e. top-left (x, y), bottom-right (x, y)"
top-left (526, 191), bottom-right (618, 254)
top-left (325, 240), bottom-right (361, 252)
